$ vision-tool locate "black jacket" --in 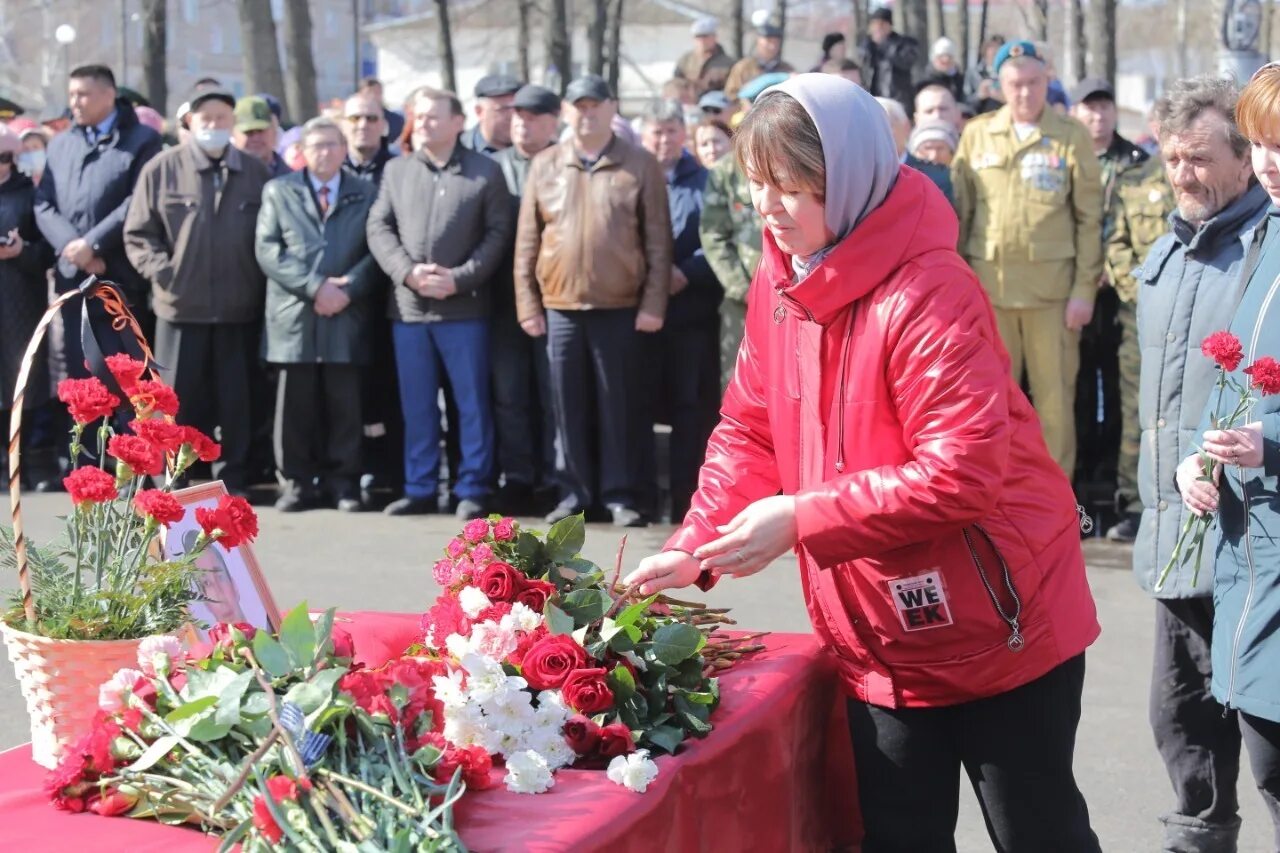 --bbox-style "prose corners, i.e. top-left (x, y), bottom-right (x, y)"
top-left (34, 98), bottom-right (163, 302)
top-left (343, 146), bottom-right (395, 187)
top-left (0, 173), bottom-right (53, 407)
top-left (857, 32), bottom-right (920, 111)
top-left (664, 151), bottom-right (722, 328)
